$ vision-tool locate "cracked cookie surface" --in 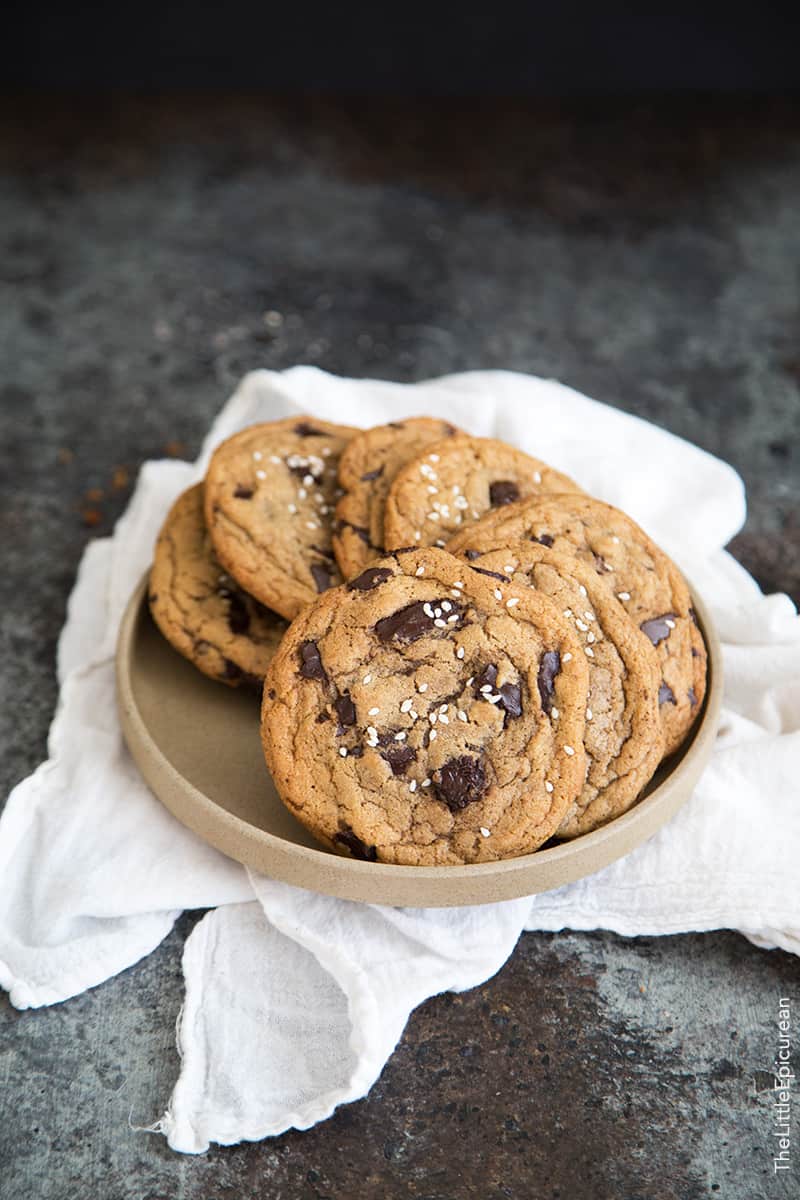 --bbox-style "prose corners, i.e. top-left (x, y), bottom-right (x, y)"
top-left (149, 484), bottom-right (288, 687)
top-left (333, 416), bottom-right (460, 579)
top-left (452, 543), bottom-right (664, 836)
top-left (383, 434), bottom-right (582, 554)
top-left (261, 547), bottom-right (589, 865)
top-left (448, 494), bottom-right (707, 756)
top-left (204, 416), bottom-right (359, 620)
